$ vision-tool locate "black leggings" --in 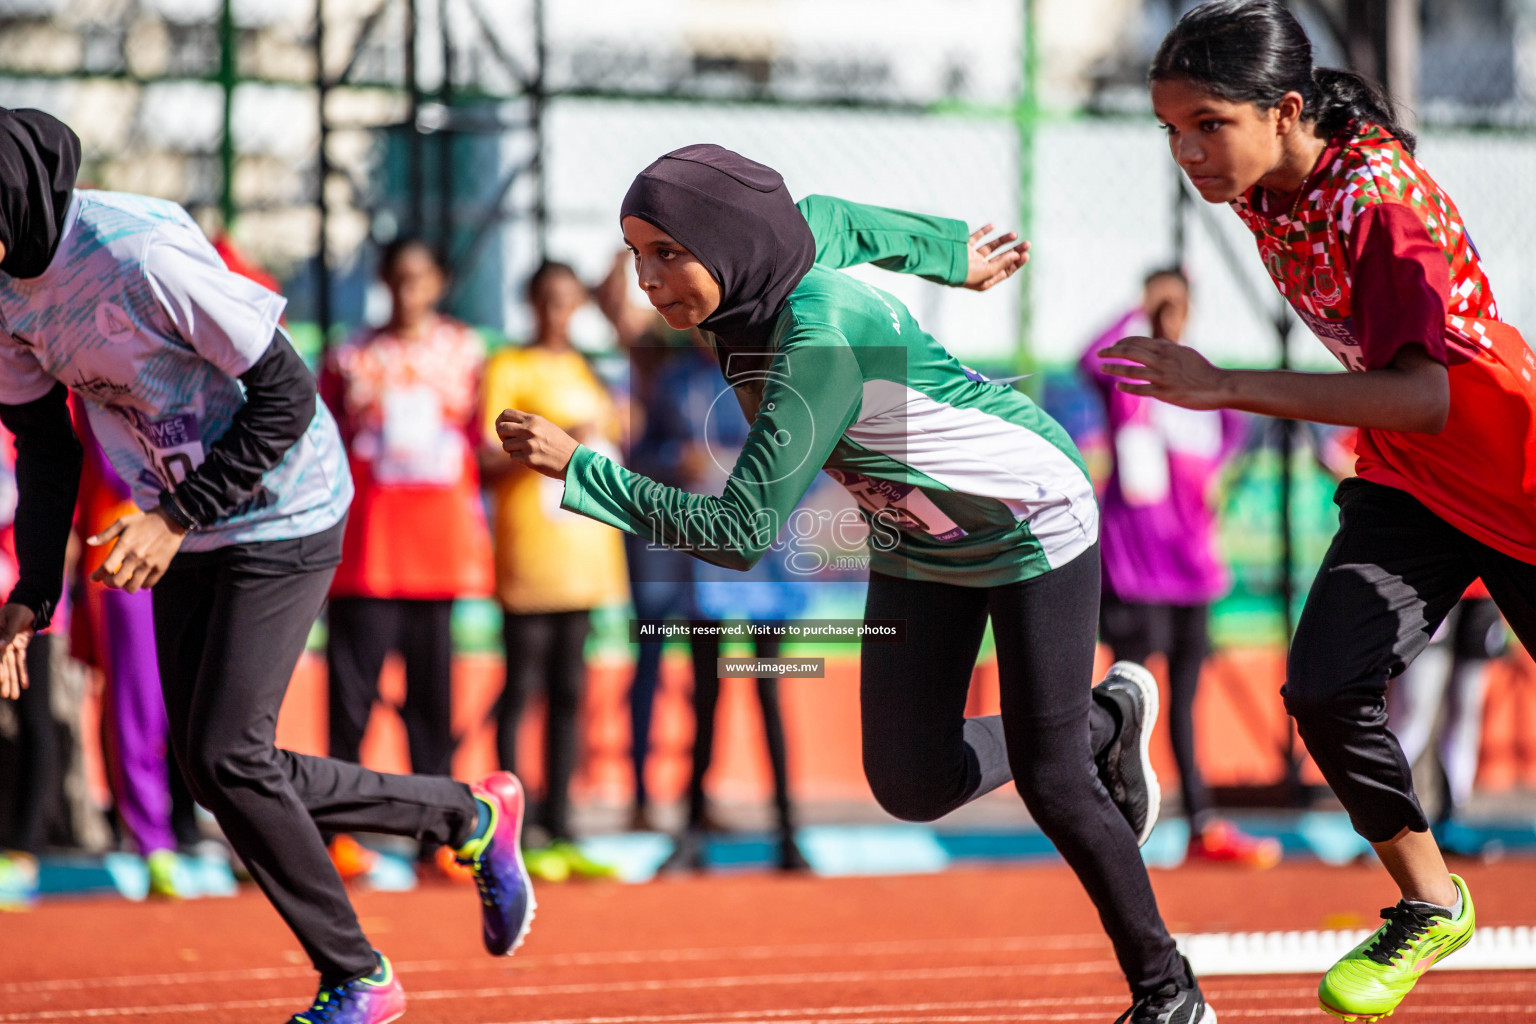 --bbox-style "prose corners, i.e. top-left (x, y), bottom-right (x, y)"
top-left (154, 524), bottom-right (479, 987)
top-left (860, 545), bottom-right (1181, 1000)
top-left (327, 596), bottom-right (456, 777)
top-left (5, 637), bottom-right (58, 853)
top-left (684, 632), bottom-right (793, 833)
top-left (498, 610), bottom-right (591, 841)
top-left (1099, 593), bottom-right (1213, 828)
top-left (1286, 478), bottom-right (1536, 842)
